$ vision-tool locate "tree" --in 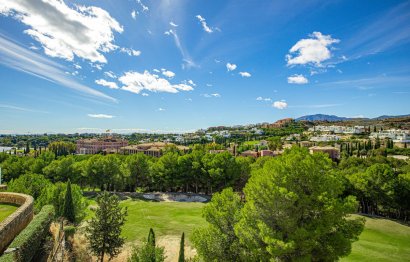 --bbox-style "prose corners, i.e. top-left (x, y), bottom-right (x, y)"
top-left (178, 232), bottom-right (185, 262)
top-left (37, 181), bottom-right (88, 222)
top-left (192, 188), bottom-right (245, 261)
top-left (86, 191), bottom-right (127, 262)
top-left (7, 173), bottom-right (51, 199)
top-left (128, 228), bottom-right (165, 262)
top-left (234, 147), bottom-right (364, 261)
top-left (267, 136), bottom-right (282, 151)
top-left (63, 179), bottom-right (75, 223)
